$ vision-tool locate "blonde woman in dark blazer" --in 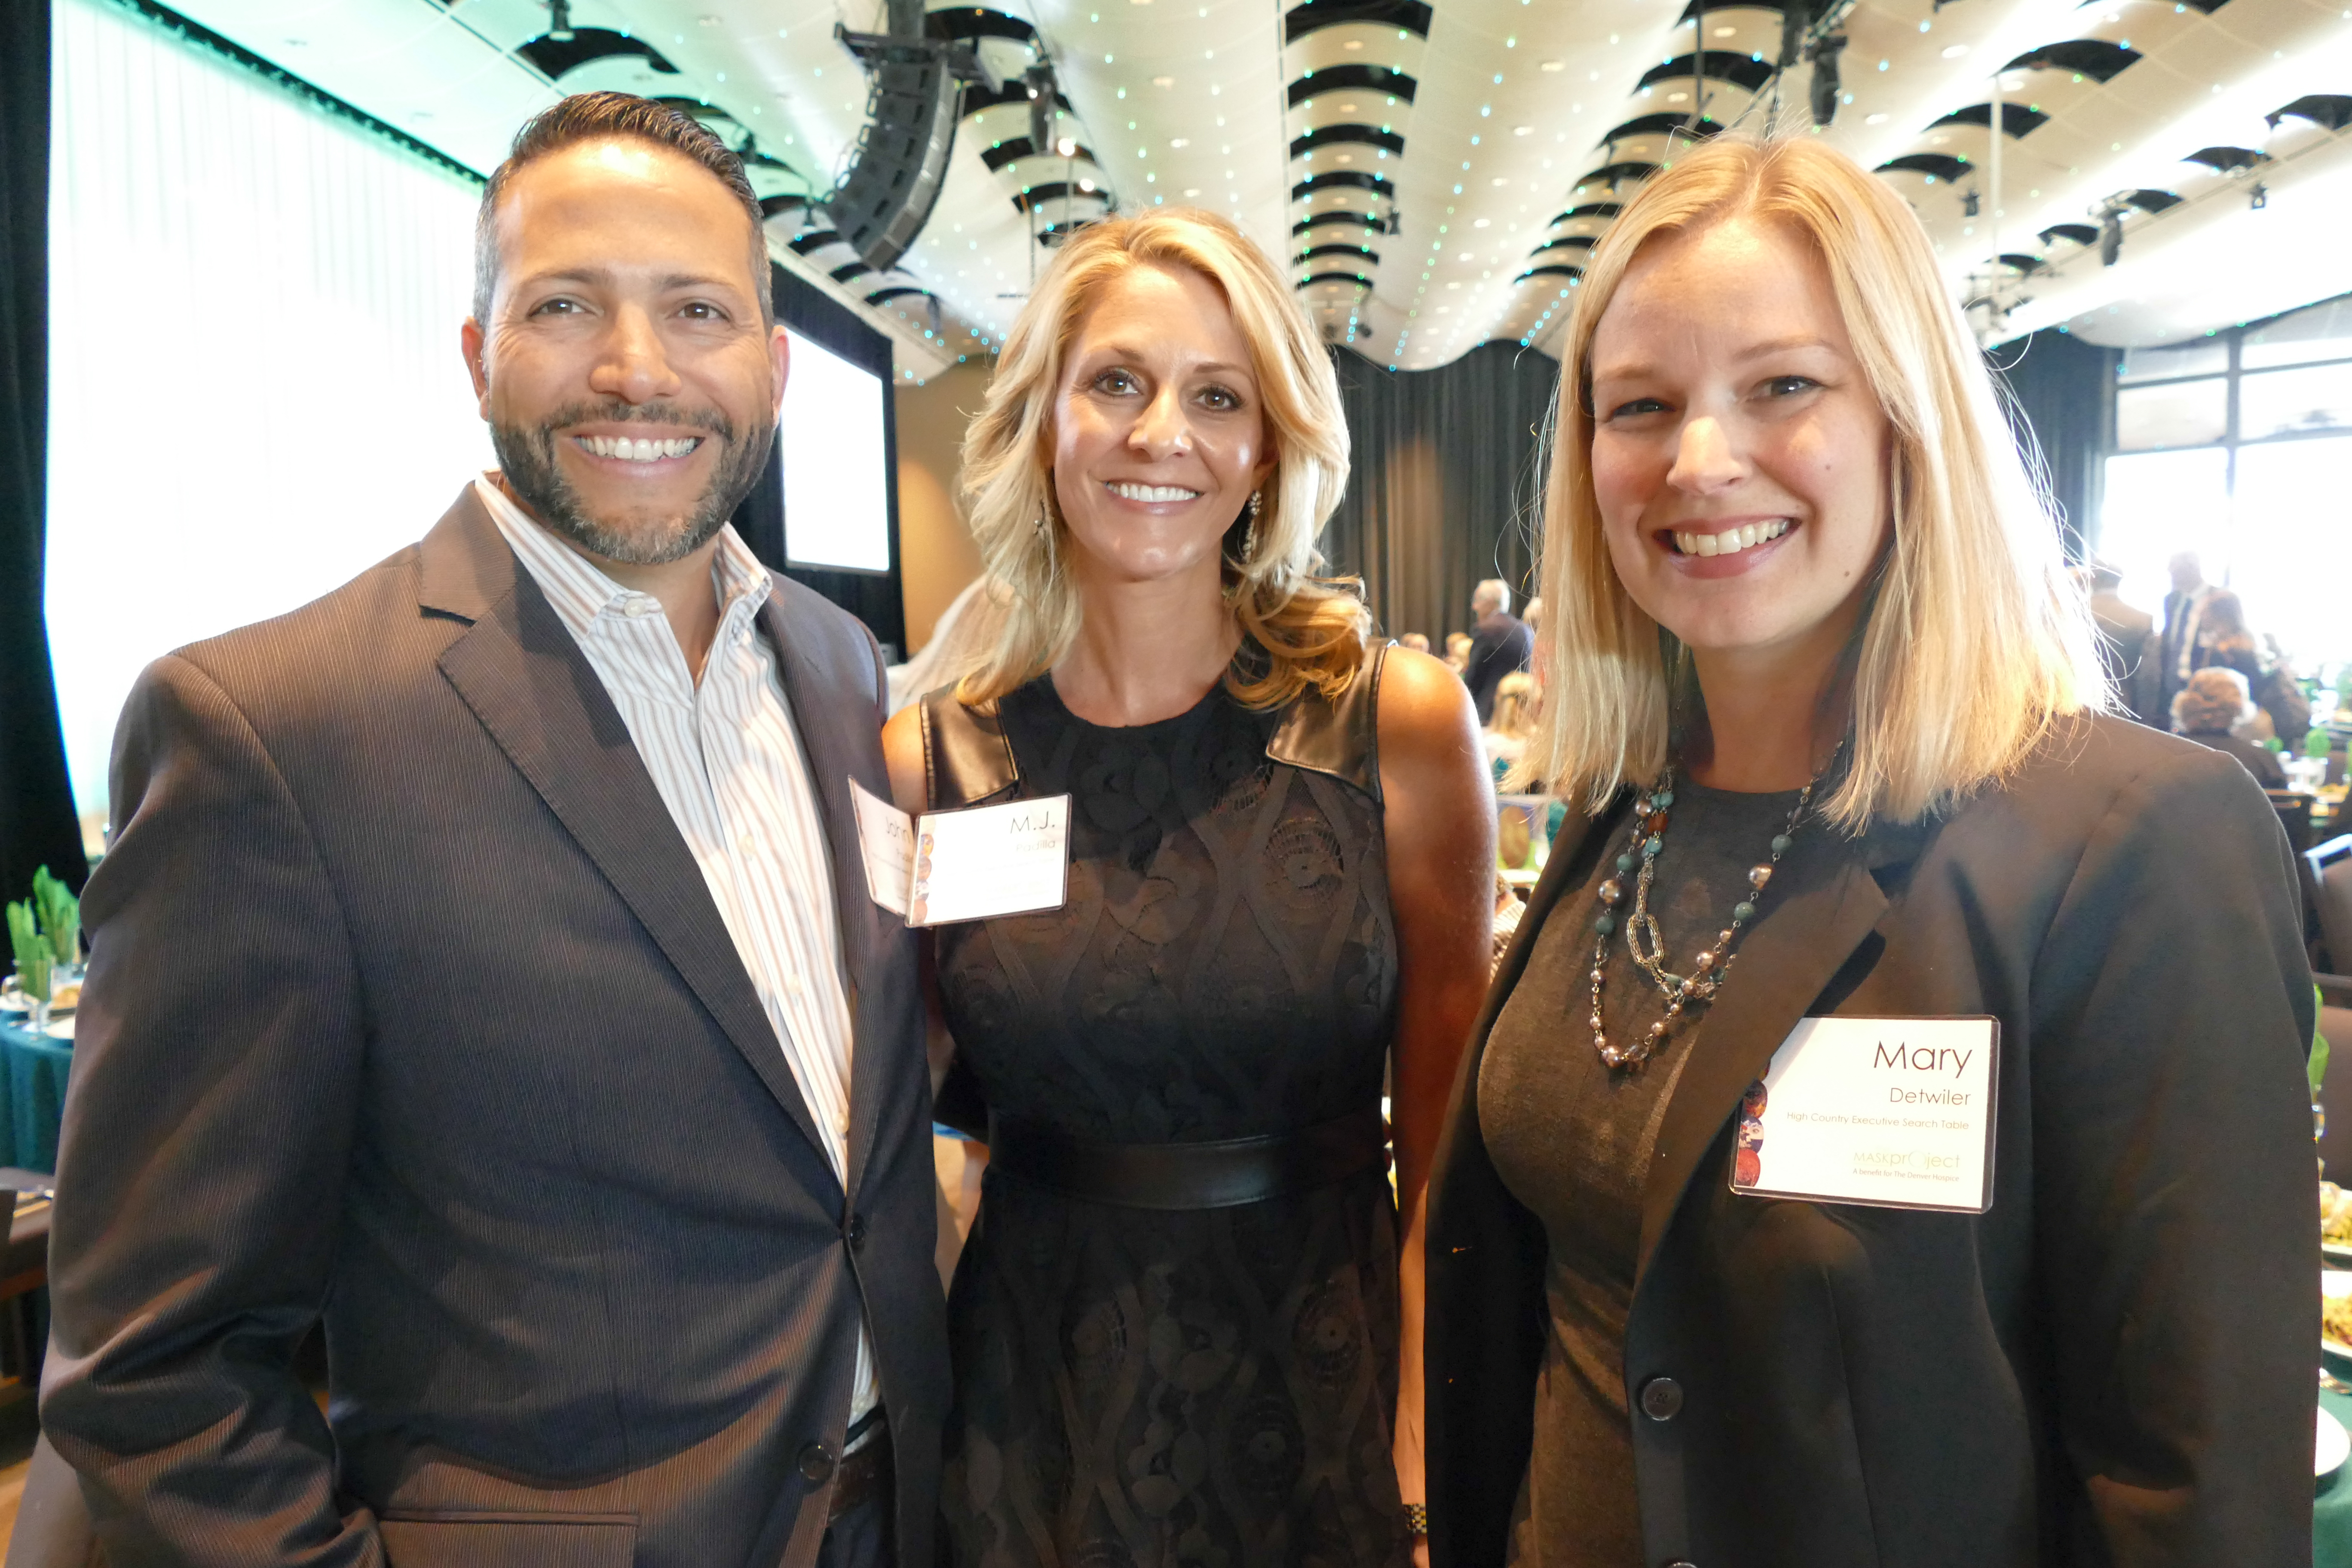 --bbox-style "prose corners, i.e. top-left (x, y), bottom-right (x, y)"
top-left (1425, 138), bottom-right (2316, 1568)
